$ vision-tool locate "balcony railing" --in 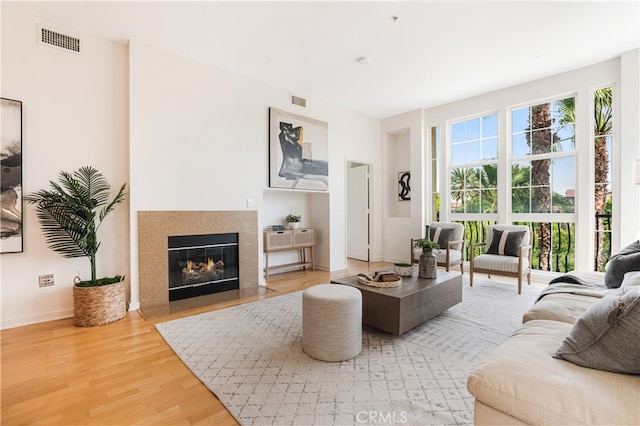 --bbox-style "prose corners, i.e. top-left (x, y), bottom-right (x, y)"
top-left (594, 213), bottom-right (612, 272)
